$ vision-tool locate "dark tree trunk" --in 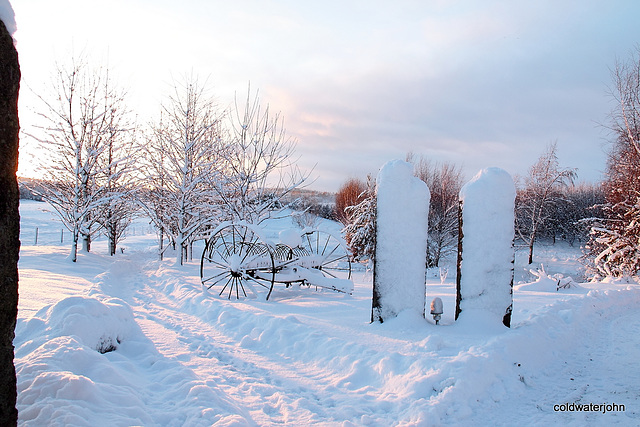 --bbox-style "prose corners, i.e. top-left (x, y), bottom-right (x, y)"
top-left (528, 230), bottom-right (535, 265)
top-left (108, 221), bottom-right (116, 256)
top-left (81, 233), bottom-right (91, 252)
top-left (0, 18), bottom-right (20, 427)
